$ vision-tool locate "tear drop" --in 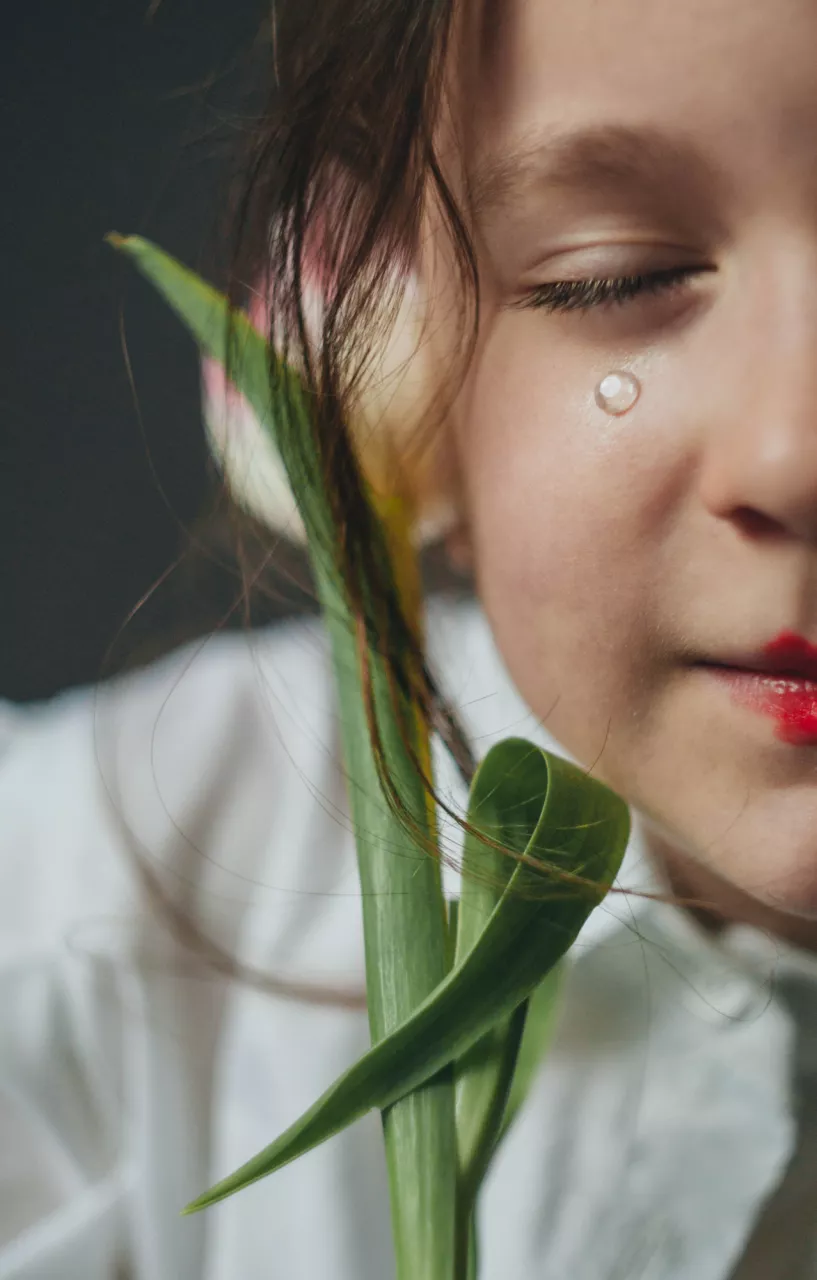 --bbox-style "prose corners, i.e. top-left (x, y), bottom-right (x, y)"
top-left (594, 371), bottom-right (641, 416)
